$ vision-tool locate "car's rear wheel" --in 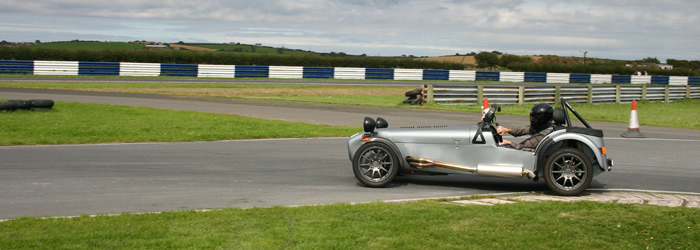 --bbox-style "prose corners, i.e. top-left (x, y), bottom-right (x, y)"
top-left (544, 148), bottom-right (593, 196)
top-left (352, 142), bottom-right (399, 187)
